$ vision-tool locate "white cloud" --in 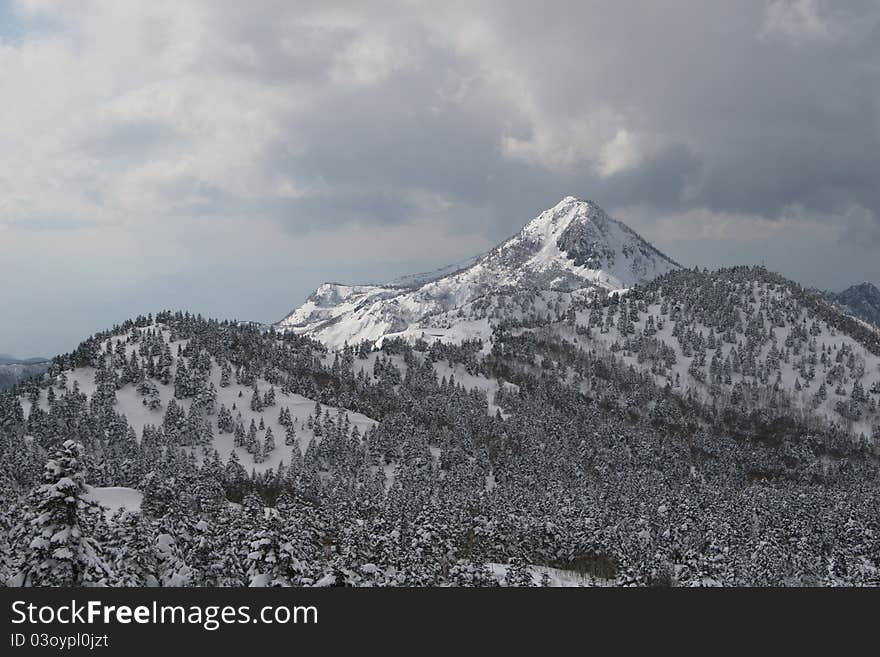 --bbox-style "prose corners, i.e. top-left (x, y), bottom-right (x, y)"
top-left (761, 0), bottom-right (829, 42)
top-left (759, 0), bottom-right (880, 44)
top-left (597, 129), bottom-right (643, 178)
top-left (501, 108), bottom-right (630, 173)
